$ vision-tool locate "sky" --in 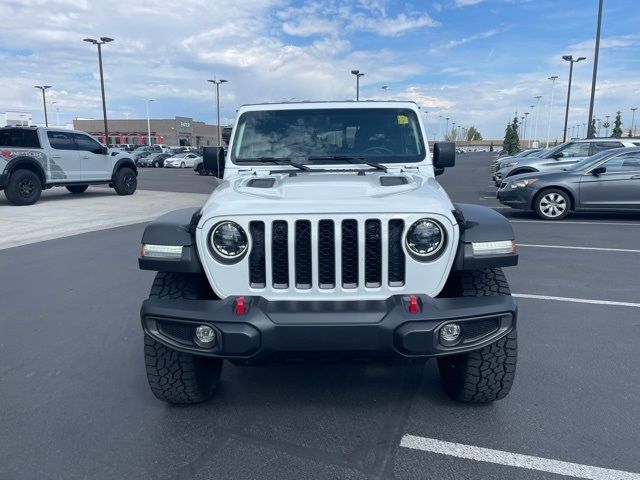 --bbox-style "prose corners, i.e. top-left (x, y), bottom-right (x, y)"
top-left (0, 0), bottom-right (639, 140)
